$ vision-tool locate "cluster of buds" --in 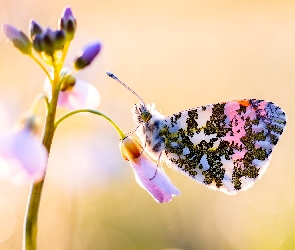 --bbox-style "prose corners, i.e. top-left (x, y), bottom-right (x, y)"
top-left (3, 7), bottom-right (76, 59)
top-left (30, 22), bottom-right (66, 57)
top-left (3, 7), bottom-right (101, 110)
top-left (30, 9), bottom-right (100, 67)
top-left (2, 7), bottom-right (101, 70)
